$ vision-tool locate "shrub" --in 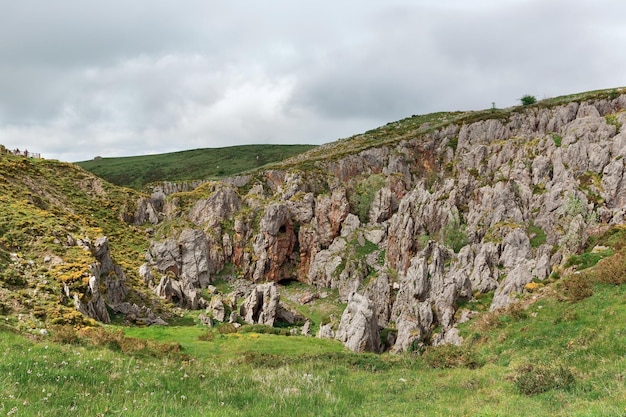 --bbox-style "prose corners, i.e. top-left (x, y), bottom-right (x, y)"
top-left (595, 252), bottom-right (626, 285)
top-left (198, 331), bottom-right (215, 341)
top-left (77, 327), bottom-right (184, 358)
top-left (520, 95), bottom-right (537, 106)
top-left (50, 325), bottom-right (80, 344)
top-left (473, 310), bottom-right (505, 333)
top-left (442, 218), bottom-right (468, 253)
top-left (217, 323), bottom-right (238, 334)
top-left (239, 352), bottom-right (289, 368)
top-left (556, 272), bottom-right (594, 302)
top-left (238, 324), bottom-right (291, 336)
top-left (513, 364), bottom-right (575, 395)
top-left (423, 344), bottom-right (484, 369)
